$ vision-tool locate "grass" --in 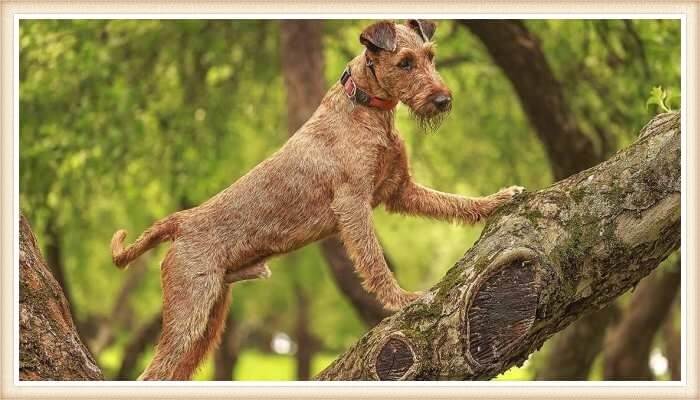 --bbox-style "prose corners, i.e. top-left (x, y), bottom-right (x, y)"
top-left (193, 350), bottom-right (338, 381)
top-left (101, 346), bottom-right (532, 381)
